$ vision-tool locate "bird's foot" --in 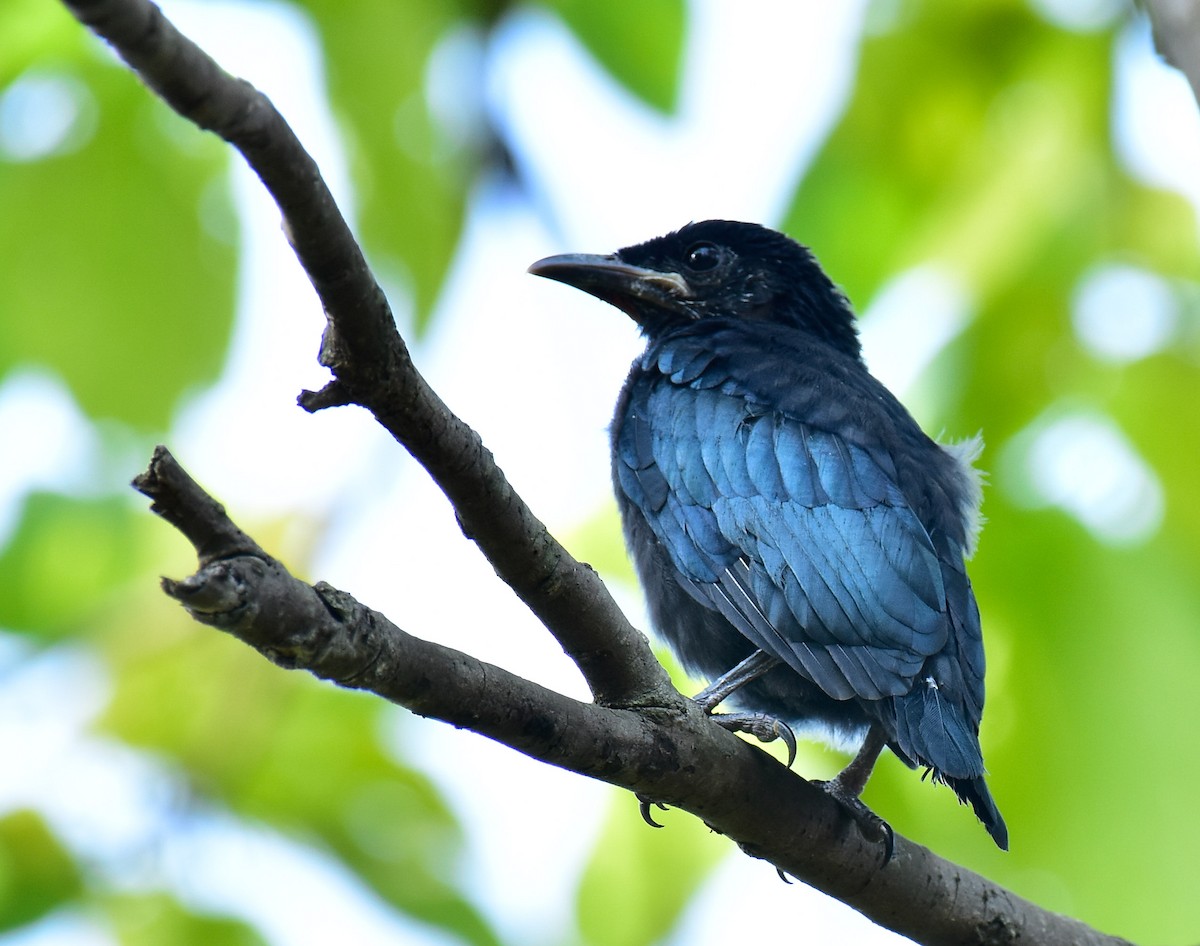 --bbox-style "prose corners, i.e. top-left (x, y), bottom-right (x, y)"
top-left (707, 711), bottom-right (798, 768)
top-left (636, 794), bottom-right (669, 828)
top-left (812, 776), bottom-right (895, 863)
